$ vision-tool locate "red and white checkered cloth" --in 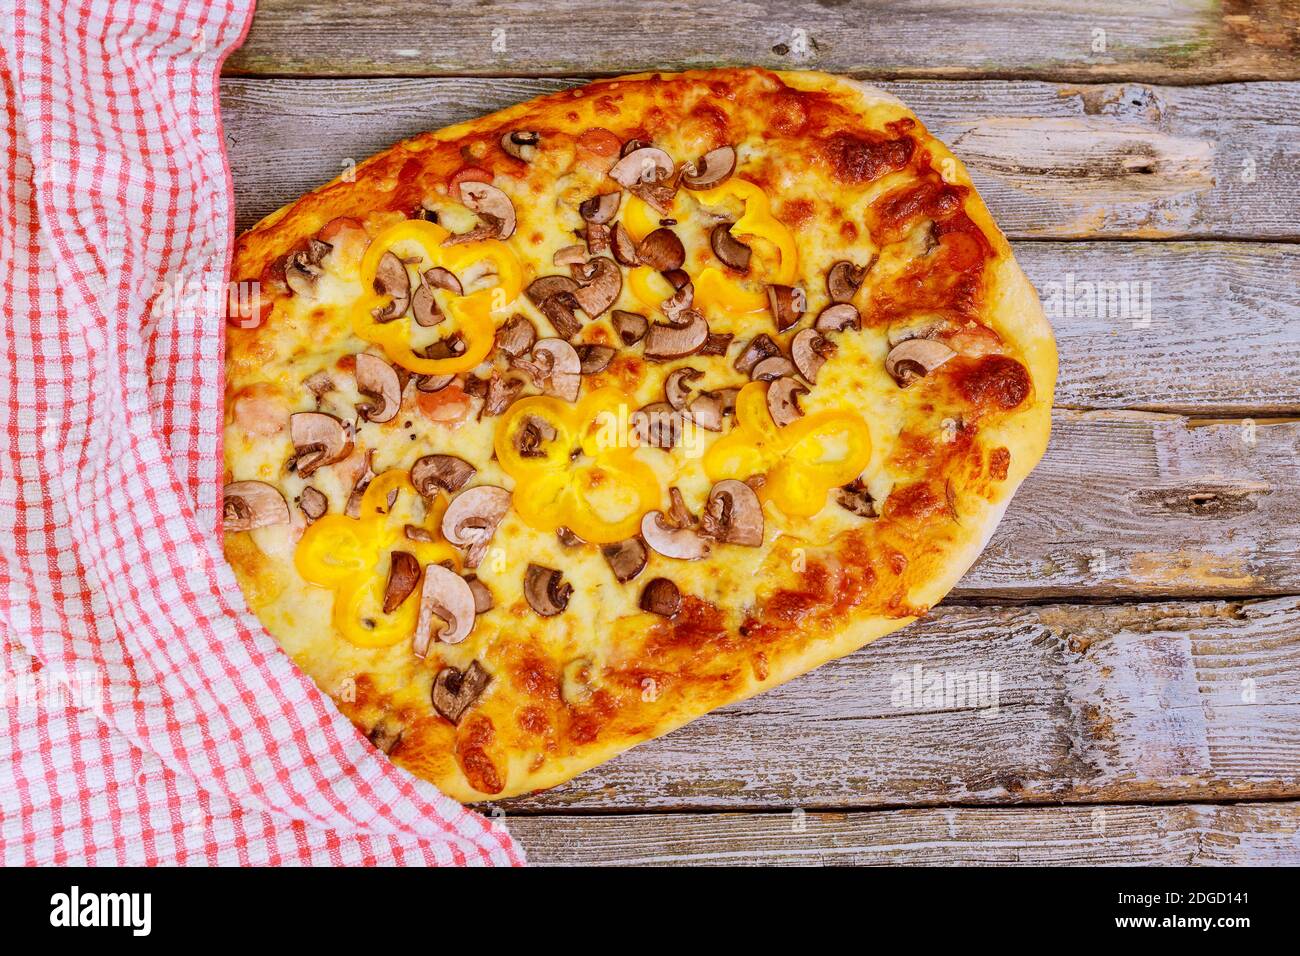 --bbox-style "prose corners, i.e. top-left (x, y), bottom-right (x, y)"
top-left (0, 0), bottom-right (523, 866)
